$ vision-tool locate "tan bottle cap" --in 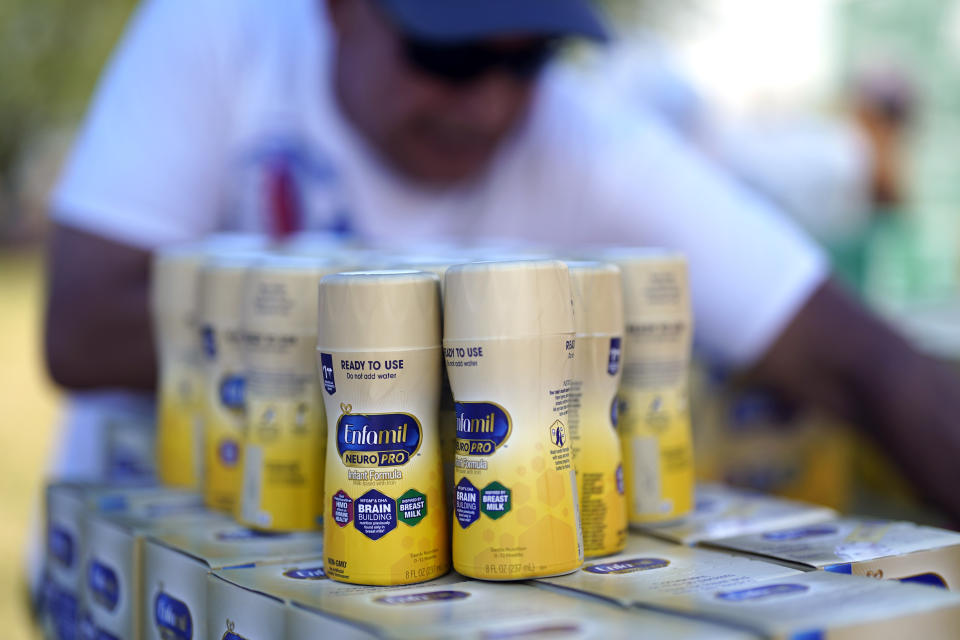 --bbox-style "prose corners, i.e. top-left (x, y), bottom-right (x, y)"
top-left (566, 261), bottom-right (624, 338)
top-left (242, 254), bottom-right (342, 336)
top-left (317, 270), bottom-right (441, 351)
top-left (600, 249), bottom-right (691, 322)
top-left (199, 251), bottom-right (268, 327)
top-left (443, 260), bottom-right (575, 340)
top-left (152, 245), bottom-right (206, 324)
